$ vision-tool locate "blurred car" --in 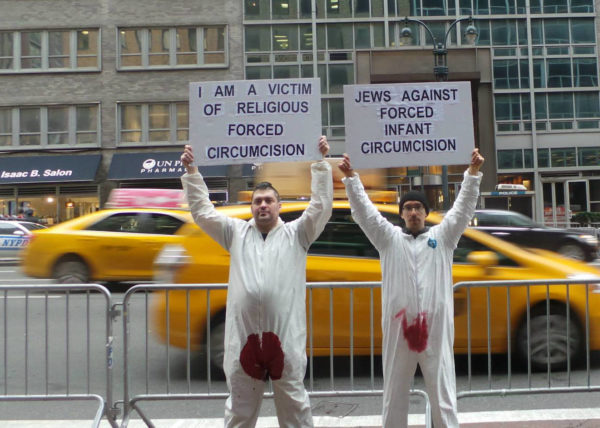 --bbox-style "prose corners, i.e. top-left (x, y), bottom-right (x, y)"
top-left (20, 189), bottom-right (191, 283)
top-left (0, 220), bottom-right (46, 259)
top-left (469, 209), bottom-right (598, 262)
top-left (151, 201), bottom-right (600, 371)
